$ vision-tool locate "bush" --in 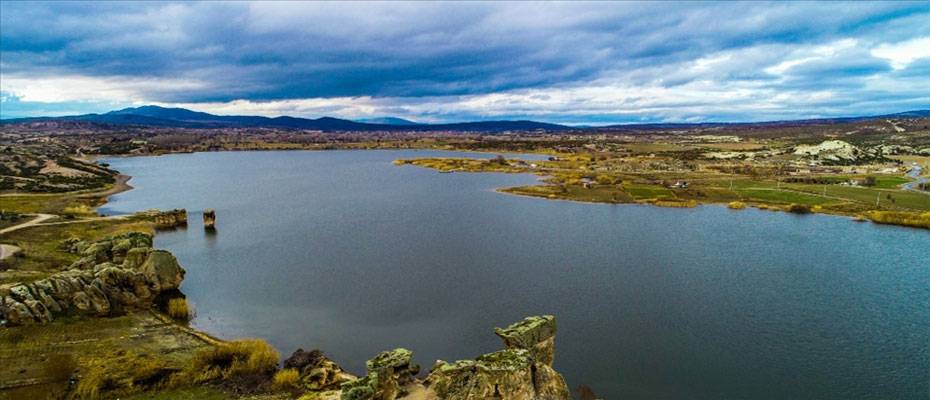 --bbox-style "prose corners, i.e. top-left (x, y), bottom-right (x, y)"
top-left (272, 368), bottom-right (300, 390)
top-left (727, 201), bottom-right (746, 210)
top-left (787, 203), bottom-right (811, 214)
top-left (167, 298), bottom-right (191, 321)
top-left (189, 339), bottom-right (280, 382)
